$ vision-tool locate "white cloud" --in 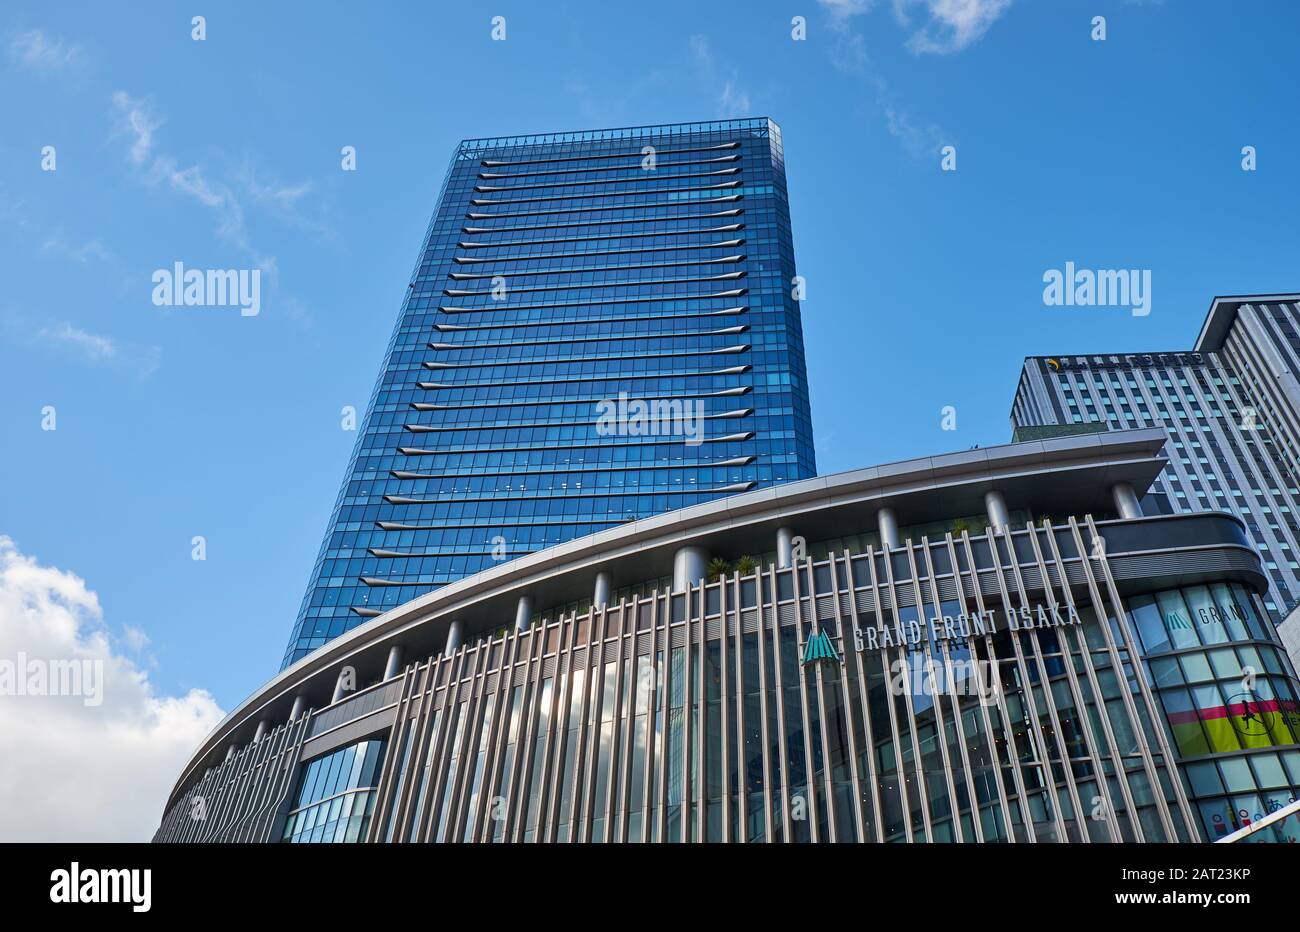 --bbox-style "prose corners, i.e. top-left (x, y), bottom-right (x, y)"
top-left (279, 294), bottom-right (316, 329)
top-left (8, 29), bottom-right (81, 72)
top-left (830, 30), bottom-right (869, 73)
top-left (37, 321), bottom-right (117, 360)
top-left (41, 233), bottom-right (111, 265)
top-left (820, 0), bottom-right (877, 22)
top-left (819, 0), bottom-right (1010, 53)
top-left (0, 189), bottom-right (30, 232)
top-left (243, 175), bottom-right (312, 209)
top-left (238, 167), bottom-right (331, 238)
top-left (867, 72), bottom-right (947, 158)
top-left (895, 0), bottom-right (1013, 54)
top-left (110, 91), bottom-right (281, 275)
top-left (23, 318), bottom-right (162, 377)
top-left (152, 155), bottom-right (253, 254)
top-left (689, 34), bottom-right (714, 68)
top-left (882, 101), bottom-right (945, 157)
top-left (808, 4), bottom-right (951, 160)
top-left (719, 80), bottom-right (752, 117)
top-left (110, 90), bottom-right (160, 165)
top-left (688, 36), bottom-right (753, 118)
top-left (0, 537), bottom-right (224, 841)
top-left (817, 0), bottom-right (872, 72)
